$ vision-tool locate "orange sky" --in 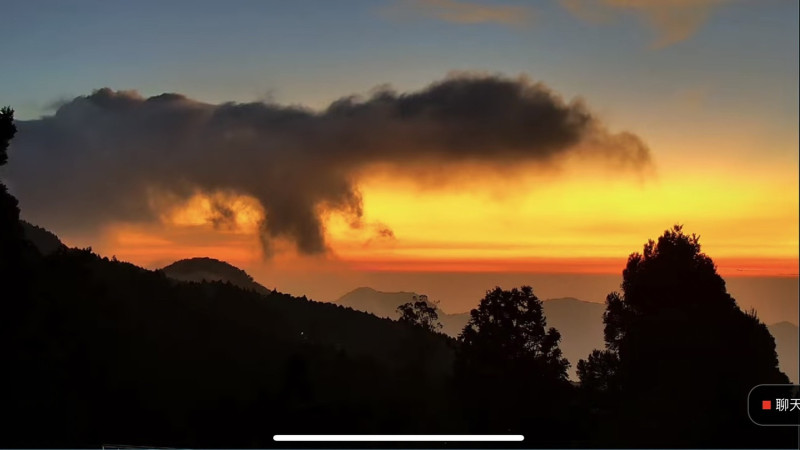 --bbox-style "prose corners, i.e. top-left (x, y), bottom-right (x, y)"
top-left (47, 148), bottom-right (797, 326)
top-left (75, 152), bottom-right (798, 280)
top-left (9, 0), bottom-right (797, 324)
